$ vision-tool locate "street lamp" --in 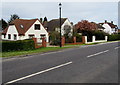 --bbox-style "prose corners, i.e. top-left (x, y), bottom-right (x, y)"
top-left (59, 3), bottom-right (62, 47)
